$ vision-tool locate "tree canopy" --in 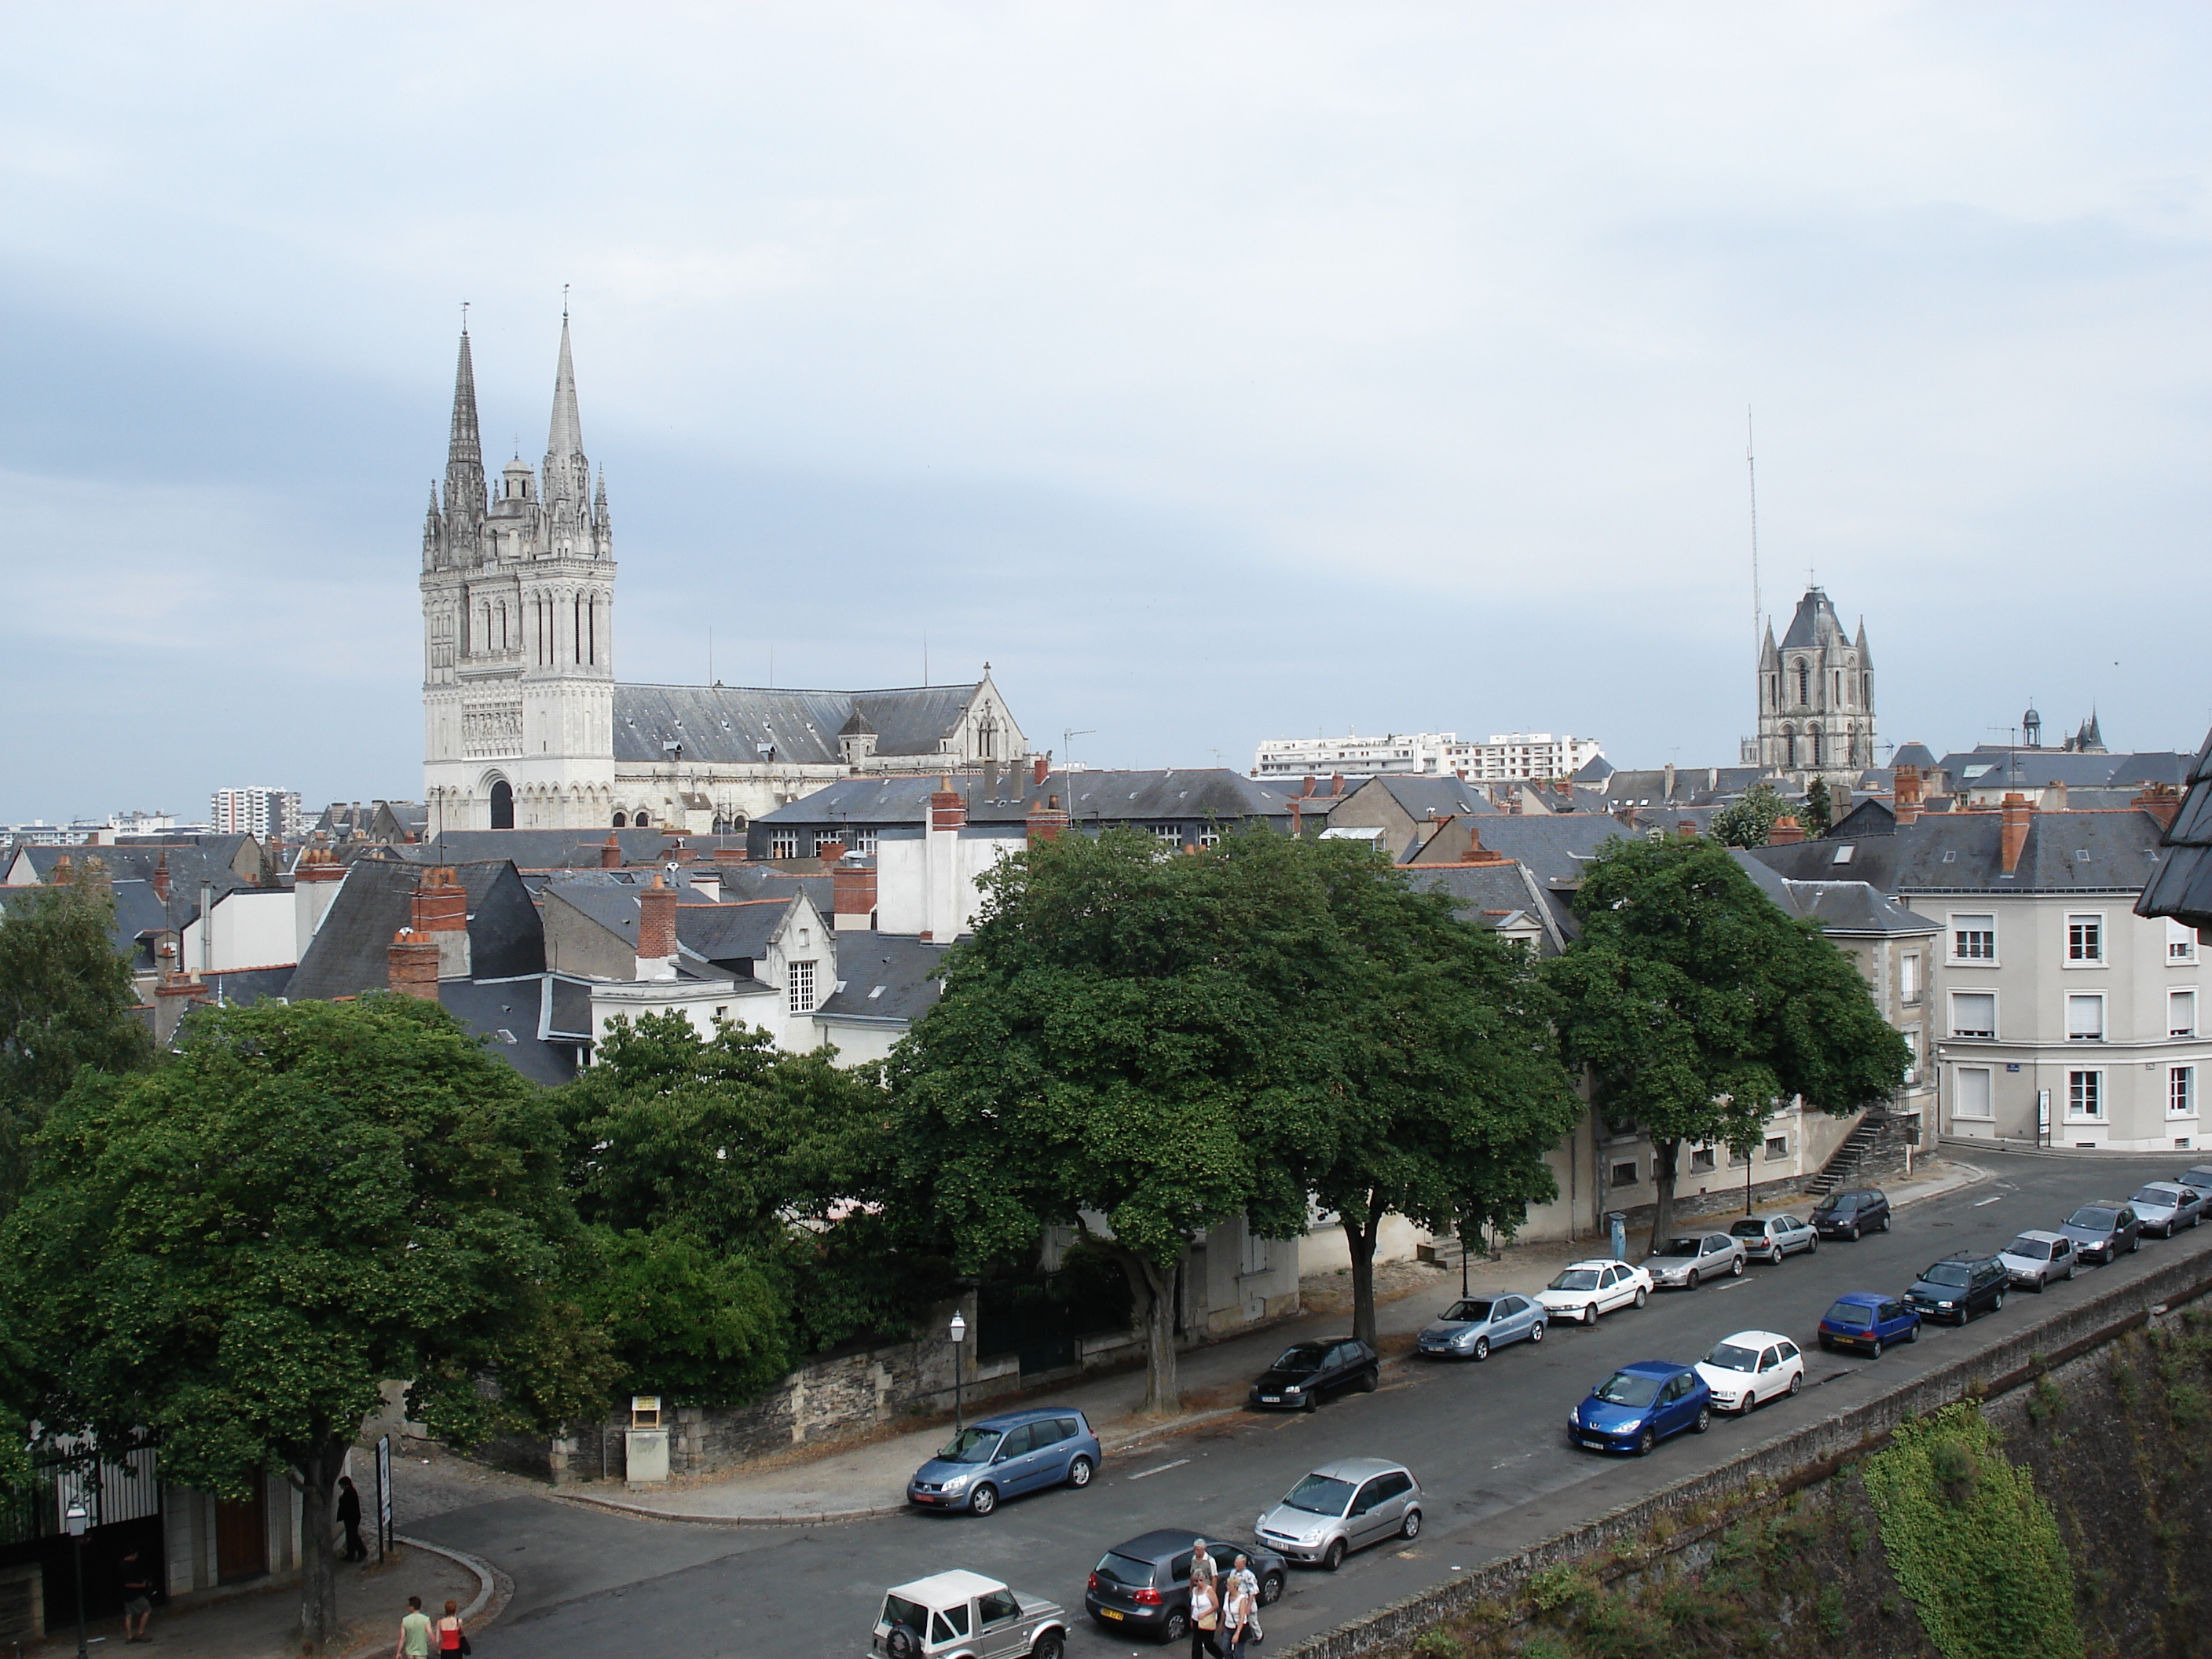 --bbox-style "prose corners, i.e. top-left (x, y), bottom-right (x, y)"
top-left (0, 996), bottom-right (614, 1653)
top-left (1710, 782), bottom-right (1790, 849)
top-left (1546, 835), bottom-right (1910, 1250)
